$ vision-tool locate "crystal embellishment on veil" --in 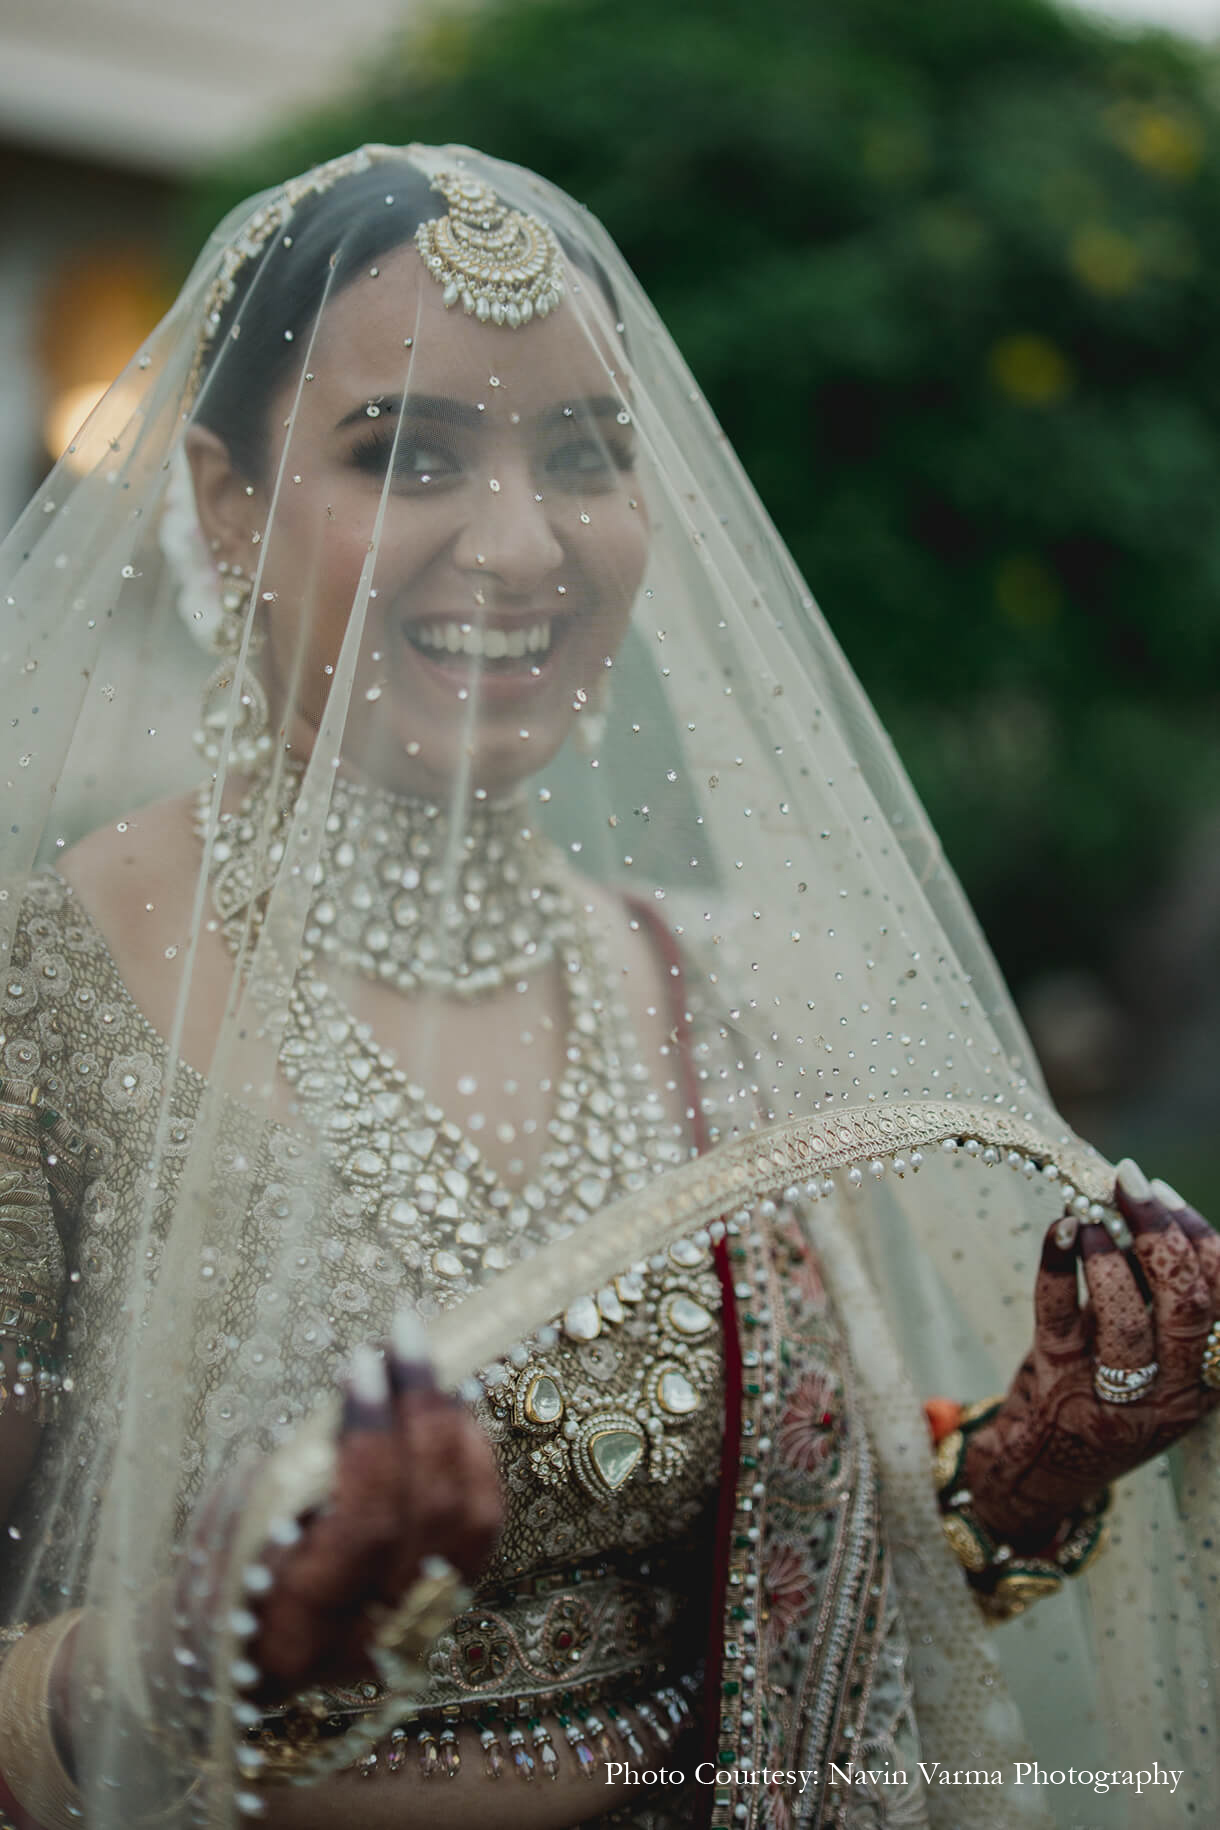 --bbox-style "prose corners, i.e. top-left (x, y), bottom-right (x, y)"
top-left (186, 144), bottom-right (403, 401)
top-left (415, 172), bottom-right (566, 327)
